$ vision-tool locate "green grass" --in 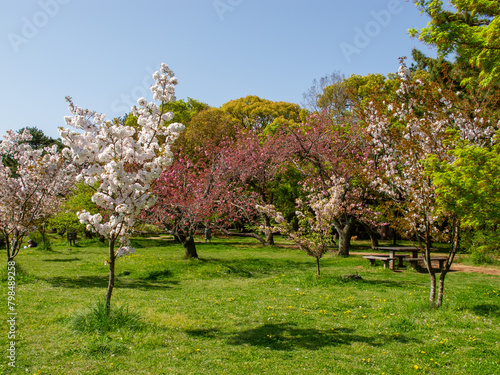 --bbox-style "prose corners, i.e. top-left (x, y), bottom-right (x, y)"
top-left (1, 235), bottom-right (499, 374)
